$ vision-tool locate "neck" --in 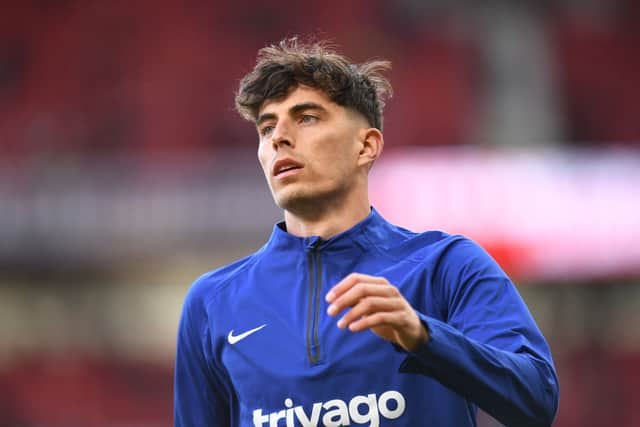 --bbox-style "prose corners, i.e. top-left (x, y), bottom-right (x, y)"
top-left (283, 192), bottom-right (371, 239)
